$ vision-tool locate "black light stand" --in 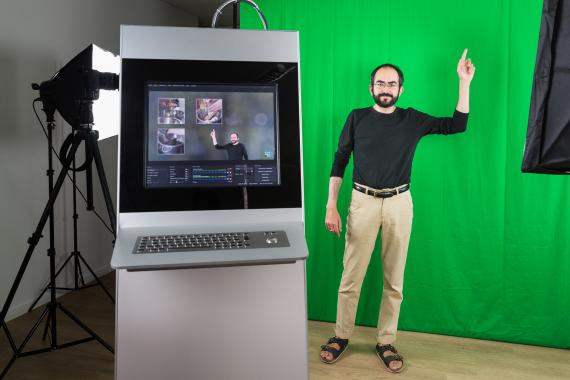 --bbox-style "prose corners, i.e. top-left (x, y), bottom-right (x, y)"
top-left (26, 150), bottom-right (115, 313)
top-left (0, 94), bottom-right (116, 379)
